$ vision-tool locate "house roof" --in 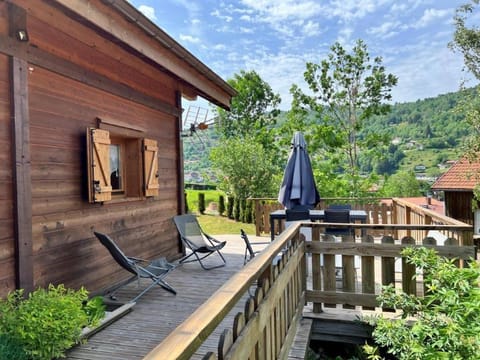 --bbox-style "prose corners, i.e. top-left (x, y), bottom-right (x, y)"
top-left (431, 158), bottom-right (480, 191)
top-left (54, 0), bottom-right (236, 110)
